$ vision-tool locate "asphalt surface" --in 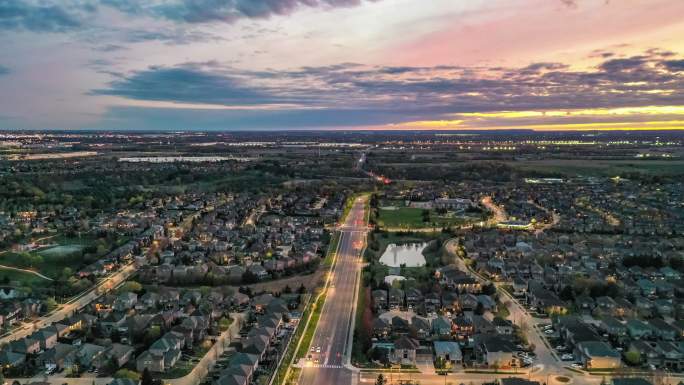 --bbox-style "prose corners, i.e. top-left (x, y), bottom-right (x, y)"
top-left (298, 197), bottom-right (368, 385)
